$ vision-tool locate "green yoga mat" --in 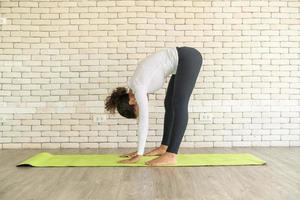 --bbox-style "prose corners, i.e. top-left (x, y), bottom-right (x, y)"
top-left (16, 152), bottom-right (266, 167)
